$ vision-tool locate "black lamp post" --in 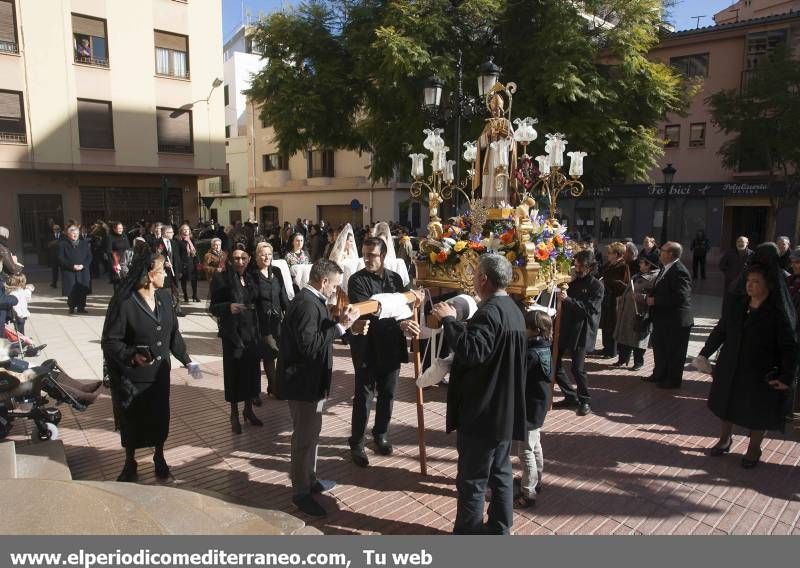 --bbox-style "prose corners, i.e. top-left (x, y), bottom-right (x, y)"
top-left (660, 163), bottom-right (676, 245)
